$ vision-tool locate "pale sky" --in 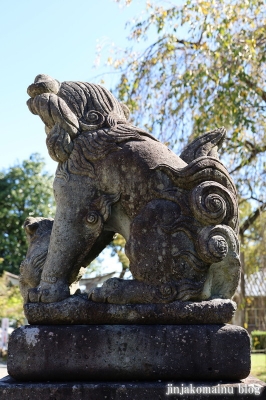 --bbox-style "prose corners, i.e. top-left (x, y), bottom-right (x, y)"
top-left (1, 0), bottom-right (149, 274)
top-left (0, 0), bottom-right (145, 174)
